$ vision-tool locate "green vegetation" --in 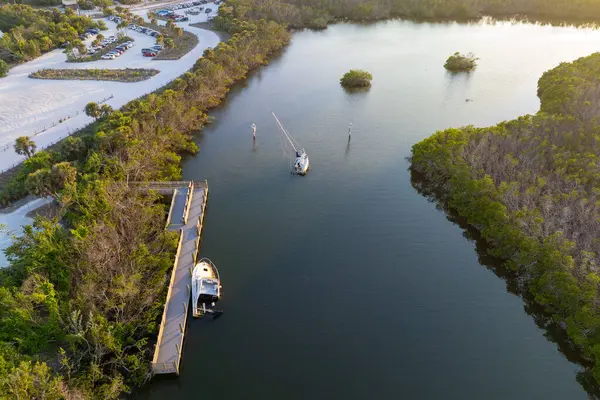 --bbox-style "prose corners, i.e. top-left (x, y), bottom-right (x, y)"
top-left (0, 0), bottom-right (62, 5)
top-left (141, 21), bottom-right (197, 60)
top-left (0, 4), bottom-right (101, 67)
top-left (67, 36), bottom-right (132, 63)
top-left (444, 52), bottom-right (478, 72)
top-left (411, 52), bottom-right (600, 385)
top-left (215, 0), bottom-right (600, 29)
top-left (30, 68), bottom-right (159, 82)
top-left (0, 59), bottom-right (7, 77)
top-left (84, 101), bottom-right (112, 120)
top-left (0, 14), bottom-right (289, 398)
top-left (340, 69), bottom-right (372, 88)
top-left (14, 136), bottom-right (36, 159)
top-left (78, 0), bottom-right (112, 10)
